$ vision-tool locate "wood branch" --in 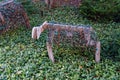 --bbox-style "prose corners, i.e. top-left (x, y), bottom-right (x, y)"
top-left (32, 27), bottom-right (38, 39)
top-left (41, 21), bottom-right (92, 32)
top-left (44, 0), bottom-right (82, 8)
top-left (0, 0), bottom-right (13, 6)
top-left (0, 0), bottom-right (30, 33)
top-left (46, 42), bottom-right (55, 62)
top-left (95, 41), bottom-right (101, 63)
top-left (0, 12), bottom-right (5, 25)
